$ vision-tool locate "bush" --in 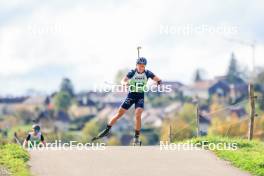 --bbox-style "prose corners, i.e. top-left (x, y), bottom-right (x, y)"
top-left (107, 136), bottom-right (121, 146)
top-left (82, 119), bottom-right (101, 141)
top-left (0, 144), bottom-right (30, 176)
